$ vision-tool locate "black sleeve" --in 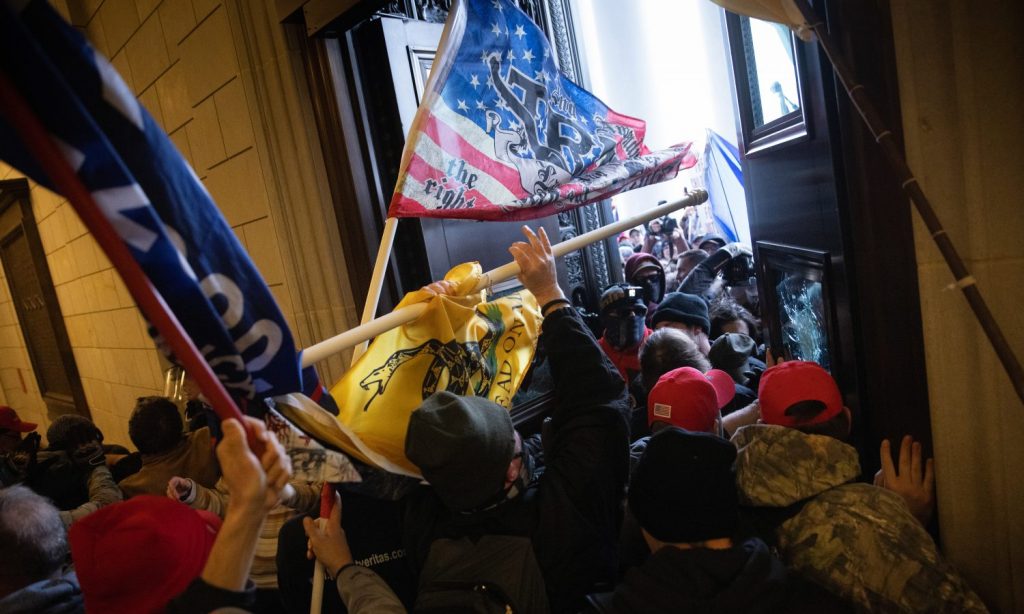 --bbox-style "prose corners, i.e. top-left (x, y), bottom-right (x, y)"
top-left (540, 308), bottom-right (630, 504)
top-left (165, 578), bottom-right (256, 613)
